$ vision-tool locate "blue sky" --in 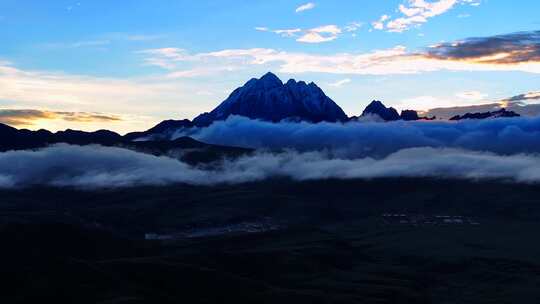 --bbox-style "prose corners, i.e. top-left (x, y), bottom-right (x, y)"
top-left (0, 0), bottom-right (539, 133)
